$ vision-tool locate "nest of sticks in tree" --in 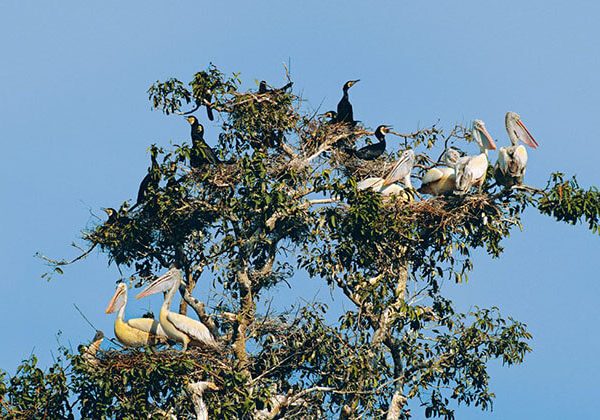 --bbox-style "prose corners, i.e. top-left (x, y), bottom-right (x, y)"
top-left (189, 161), bottom-right (243, 188)
top-left (82, 347), bottom-right (229, 373)
top-left (334, 150), bottom-right (396, 179)
top-left (385, 192), bottom-right (504, 231)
